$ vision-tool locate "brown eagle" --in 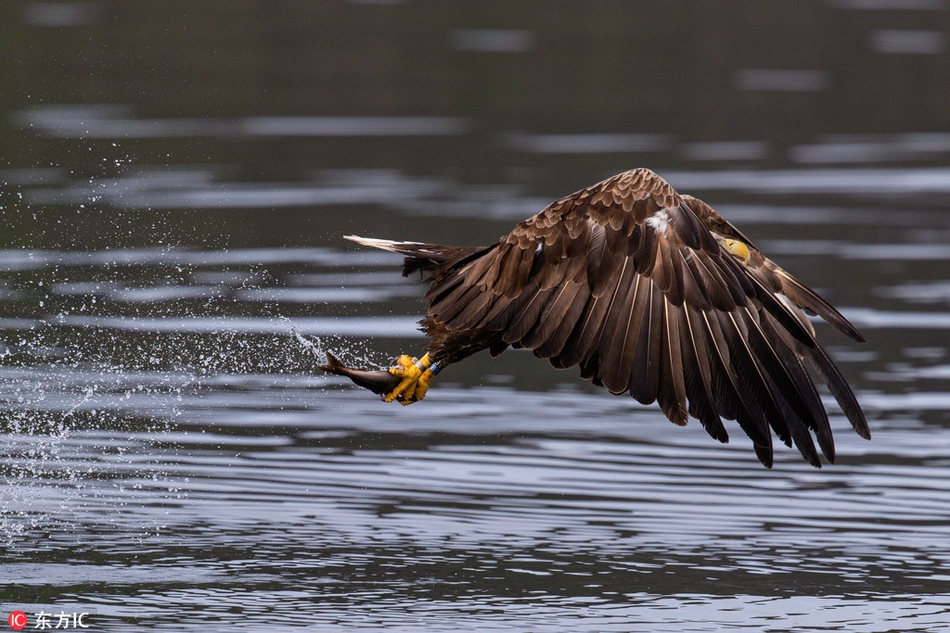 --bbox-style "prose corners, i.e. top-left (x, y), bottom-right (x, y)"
top-left (320, 168), bottom-right (869, 468)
